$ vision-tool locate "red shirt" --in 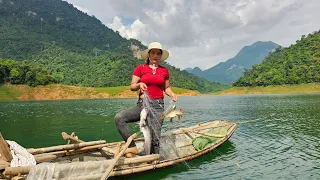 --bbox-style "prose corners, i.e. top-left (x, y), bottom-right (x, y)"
top-left (133, 64), bottom-right (170, 99)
